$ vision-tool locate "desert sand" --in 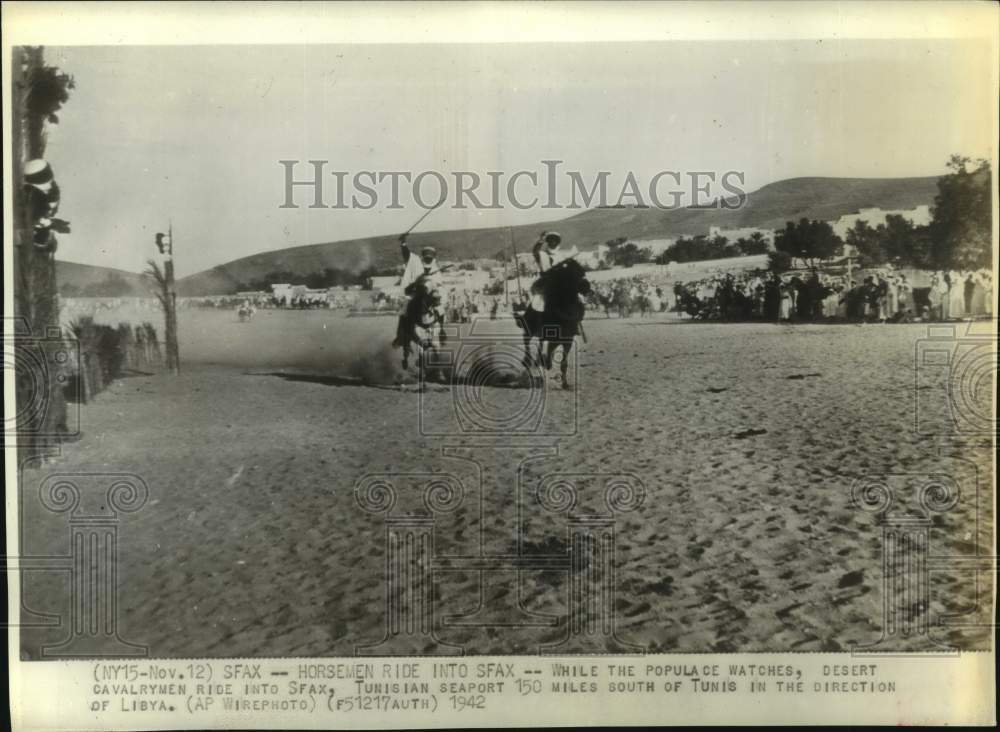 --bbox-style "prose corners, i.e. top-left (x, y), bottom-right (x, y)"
top-left (18, 307), bottom-right (994, 657)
